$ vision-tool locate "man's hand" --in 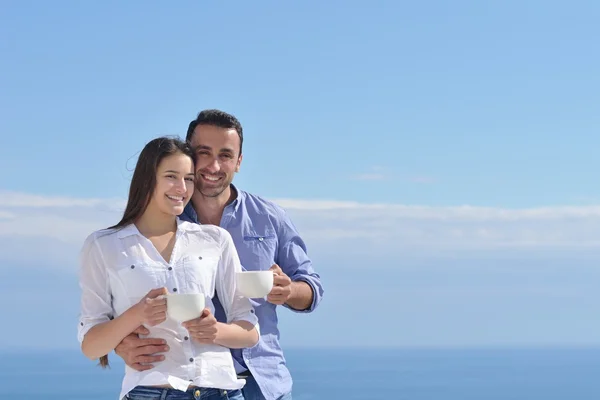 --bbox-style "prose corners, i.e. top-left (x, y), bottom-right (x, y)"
top-left (267, 264), bottom-right (294, 305)
top-left (114, 326), bottom-right (169, 372)
top-left (182, 308), bottom-right (219, 344)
